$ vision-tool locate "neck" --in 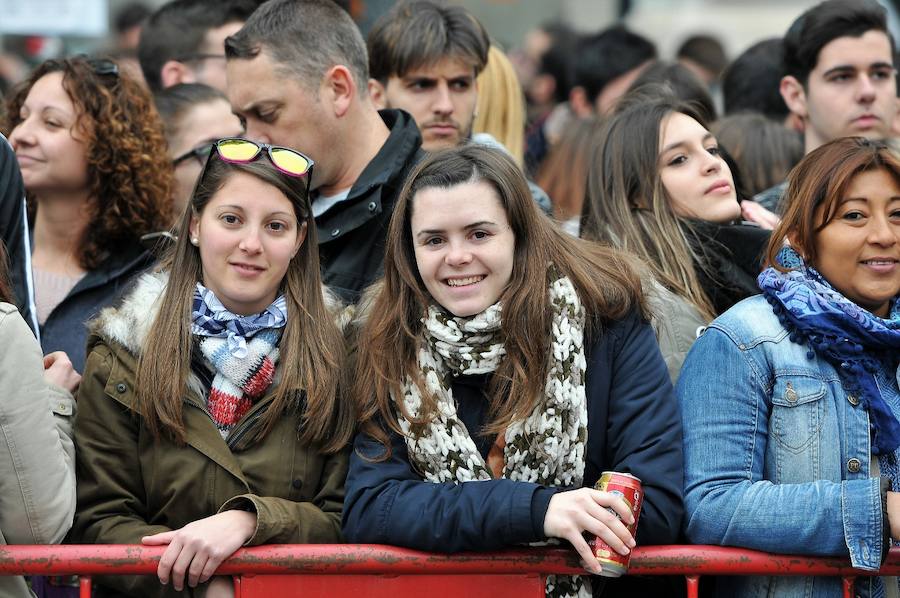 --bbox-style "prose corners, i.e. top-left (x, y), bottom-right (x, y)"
top-left (32, 191), bottom-right (93, 271)
top-left (318, 105), bottom-right (390, 197)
